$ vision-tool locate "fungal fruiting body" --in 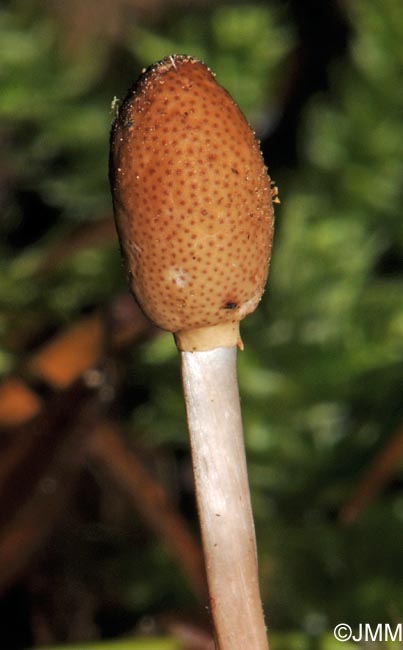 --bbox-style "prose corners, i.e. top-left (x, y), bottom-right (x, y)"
top-left (110, 55), bottom-right (274, 351)
top-left (110, 56), bottom-right (274, 650)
